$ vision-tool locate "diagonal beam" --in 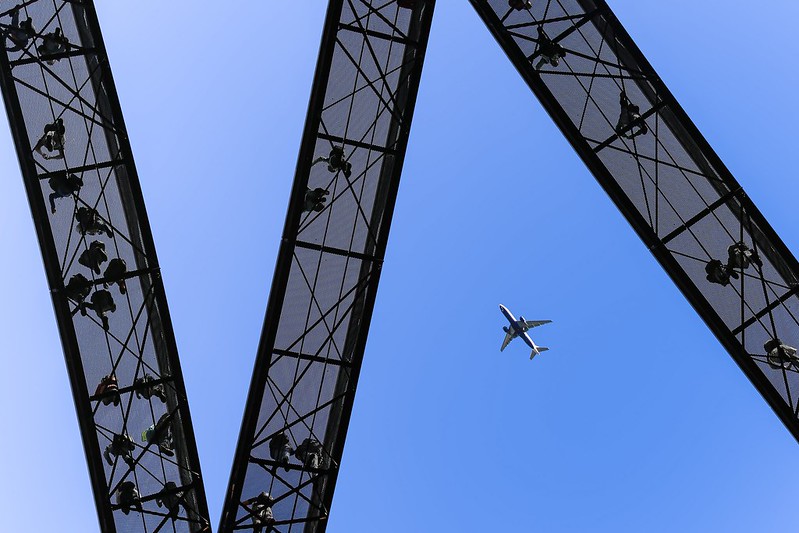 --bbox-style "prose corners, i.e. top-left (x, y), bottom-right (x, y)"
top-left (0, 2), bottom-right (211, 531)
top-left (469, 0), bottom-right (799, 444)
top-left (219, 1), bottom-right (436, 531)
